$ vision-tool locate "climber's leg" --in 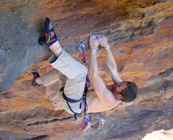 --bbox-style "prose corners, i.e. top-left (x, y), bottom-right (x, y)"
top-left (38, 17), bottom-right (87, 113)
top-left (38, 16), bottom-right (86, 87)
top-left (36, 69), bottom-right (66, 87)
top-left (49, 42), bottom-right (87, 114)
top-left (49, 44), bottom-right (87, 80)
